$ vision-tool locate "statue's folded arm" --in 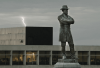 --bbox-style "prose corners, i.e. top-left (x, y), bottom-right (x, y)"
top-left (58, 16), bottom-right (74, 24)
